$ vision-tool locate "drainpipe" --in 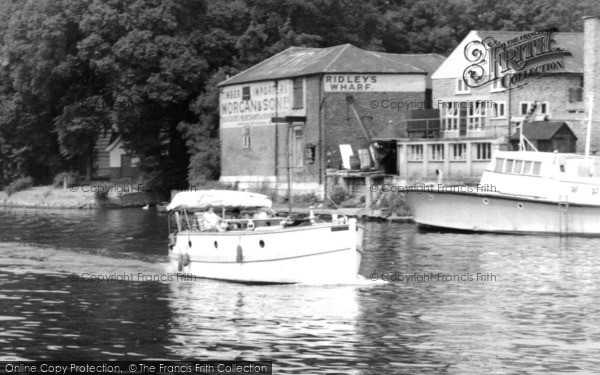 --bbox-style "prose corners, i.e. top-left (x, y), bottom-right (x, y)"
top-left (274, 80), bottom-right (279, 194)
top-left (318, 76), bottom-right (324, 193)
